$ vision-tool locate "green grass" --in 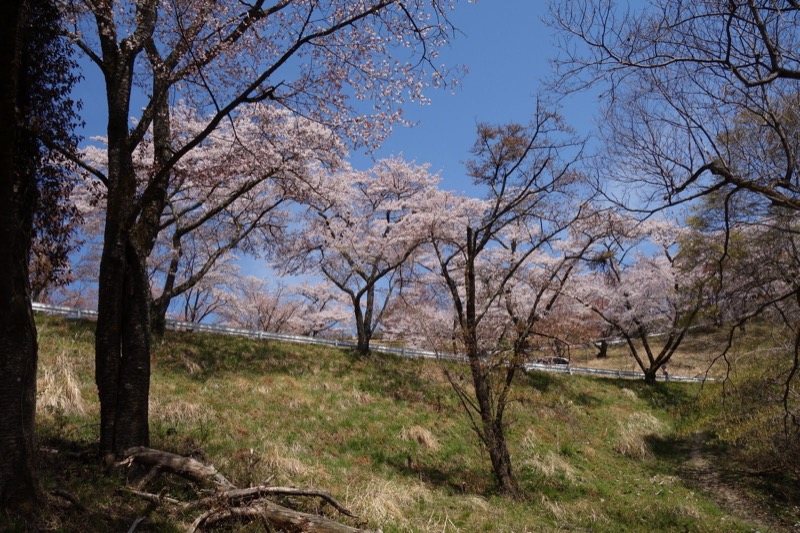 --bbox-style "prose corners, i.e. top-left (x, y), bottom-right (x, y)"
top-left (11, 313), bottom-right (799, 532)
